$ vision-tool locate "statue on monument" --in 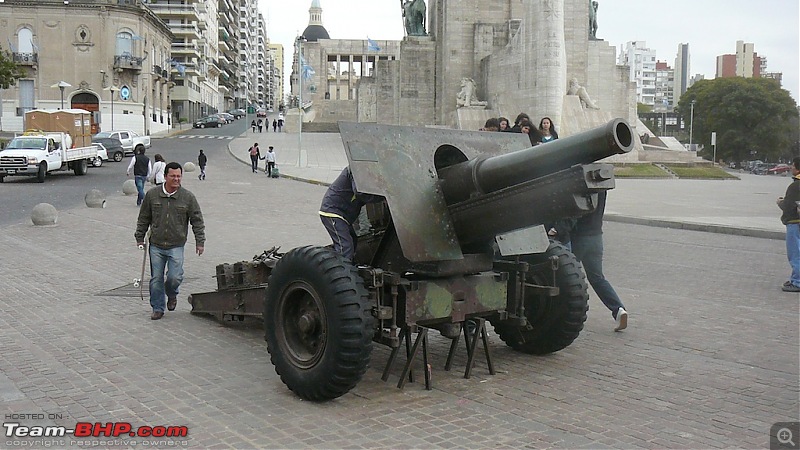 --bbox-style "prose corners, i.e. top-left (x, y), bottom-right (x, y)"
top-left (456, 77), bottom-right (488, 108)
top-left (402, 0), bottom-right (427, 36)
top-left (567, 78), bottom-right (600, 109)
top-left (588, 0), bottom-right (599, 39)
